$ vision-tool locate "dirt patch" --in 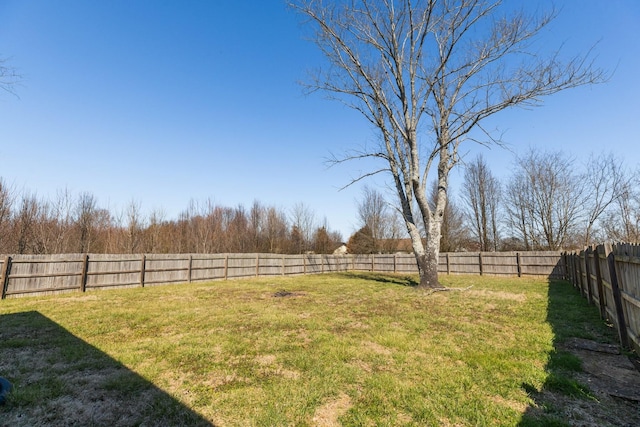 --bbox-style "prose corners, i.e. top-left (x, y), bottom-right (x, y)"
top-left (528, 338), bottom-right (640, 426)
top-left (311, 392), bottom-right (352, 427)
top-left (562, 339), bottom-right (640, 402)
top-left (272, 290), bottom-right (305, 298)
